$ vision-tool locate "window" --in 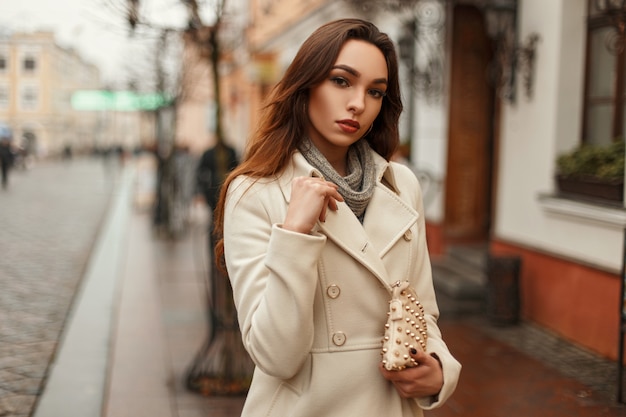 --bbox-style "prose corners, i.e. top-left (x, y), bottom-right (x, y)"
top-left (556, 2), bottom-right (625, 206)
top-left (20, 85), bottom-right (38, 111)
top-left (22, 56), bottom-right (36, 73)
top-left (0, 86), bottom-right (8, 109)
top-left (584, 2), bottom-right (626, 145)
